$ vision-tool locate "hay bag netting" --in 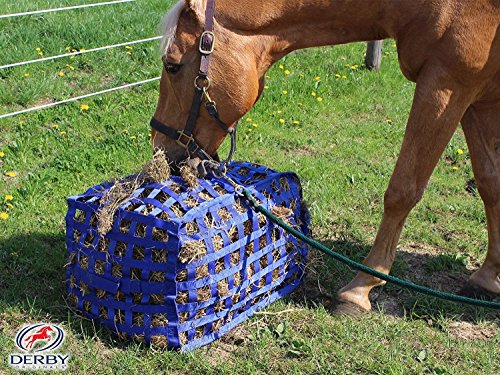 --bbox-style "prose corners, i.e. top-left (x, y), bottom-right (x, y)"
top-left (65, 161), bottom-right (310, 352)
